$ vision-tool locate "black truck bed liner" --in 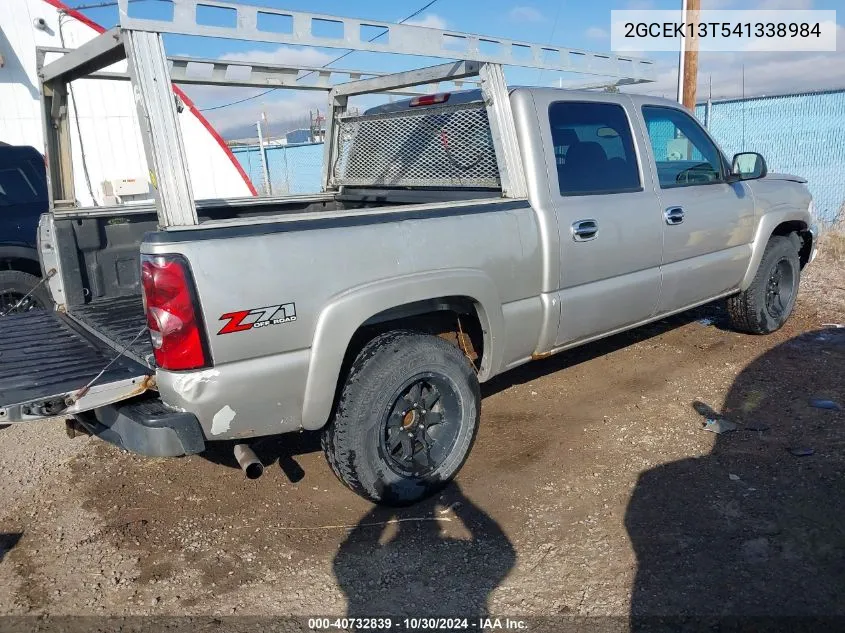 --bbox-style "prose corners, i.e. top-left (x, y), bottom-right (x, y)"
top-left (69, 296), bottom-right (153, 366)
top-left (0, 310), bottom-right (150, 412)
